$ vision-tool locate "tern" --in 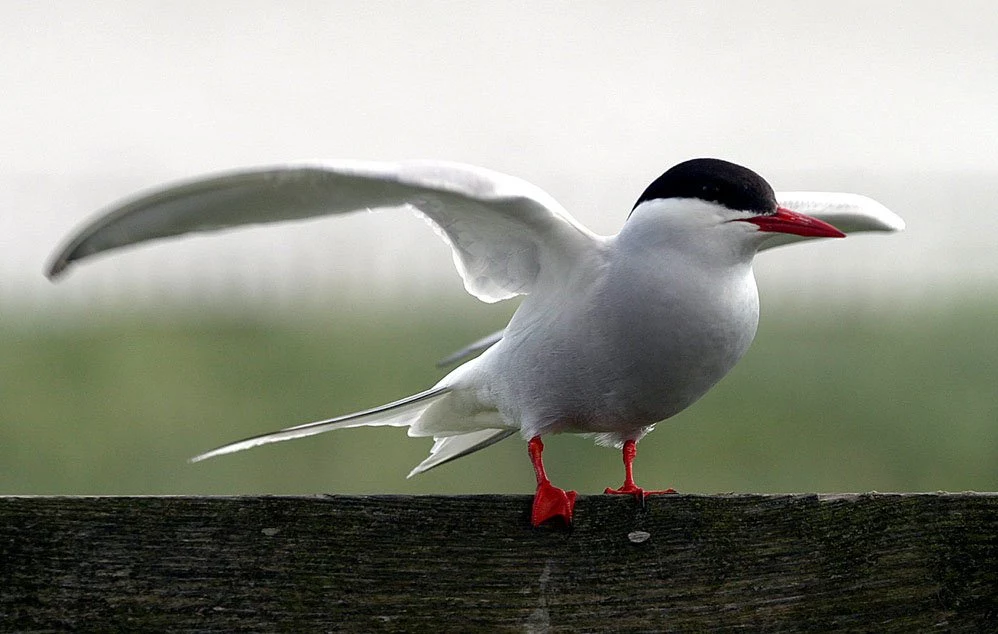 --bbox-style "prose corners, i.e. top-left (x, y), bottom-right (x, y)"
top-left (47, 158), bottom-right (904, 526)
